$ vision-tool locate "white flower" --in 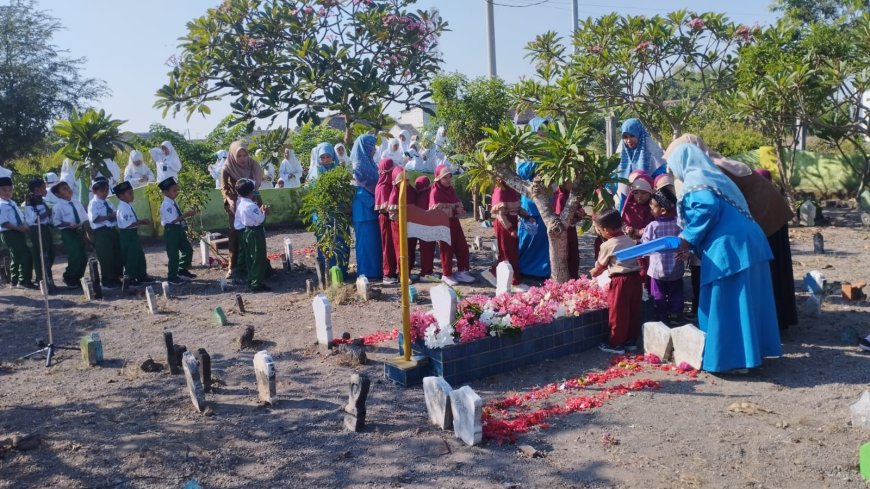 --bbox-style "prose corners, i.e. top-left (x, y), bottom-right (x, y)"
top-left (554, 305), bottom-right (567, 318)
top-left (490, 330), bottom-right (497, 337)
